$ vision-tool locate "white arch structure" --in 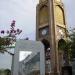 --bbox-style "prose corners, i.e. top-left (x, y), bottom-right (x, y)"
top-left (12, 40), bottom-right (45, 75)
